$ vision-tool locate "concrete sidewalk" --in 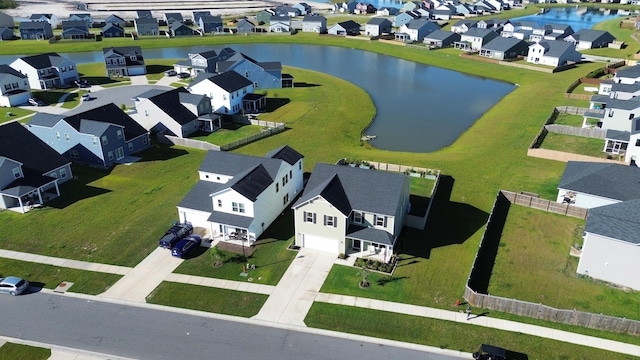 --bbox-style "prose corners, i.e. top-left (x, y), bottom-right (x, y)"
top-left (0, 249), bottom-right (130, 275)
top-left (99, 247), bottom-right (181, 302)
top-left (252, 248), bottom-right (335, 326)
